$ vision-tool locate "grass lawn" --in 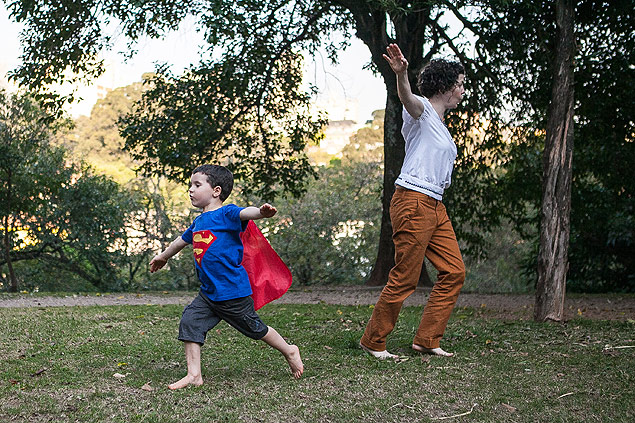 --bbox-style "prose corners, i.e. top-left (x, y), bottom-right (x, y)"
top-left (1, 303), bottom-right (633, 422)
